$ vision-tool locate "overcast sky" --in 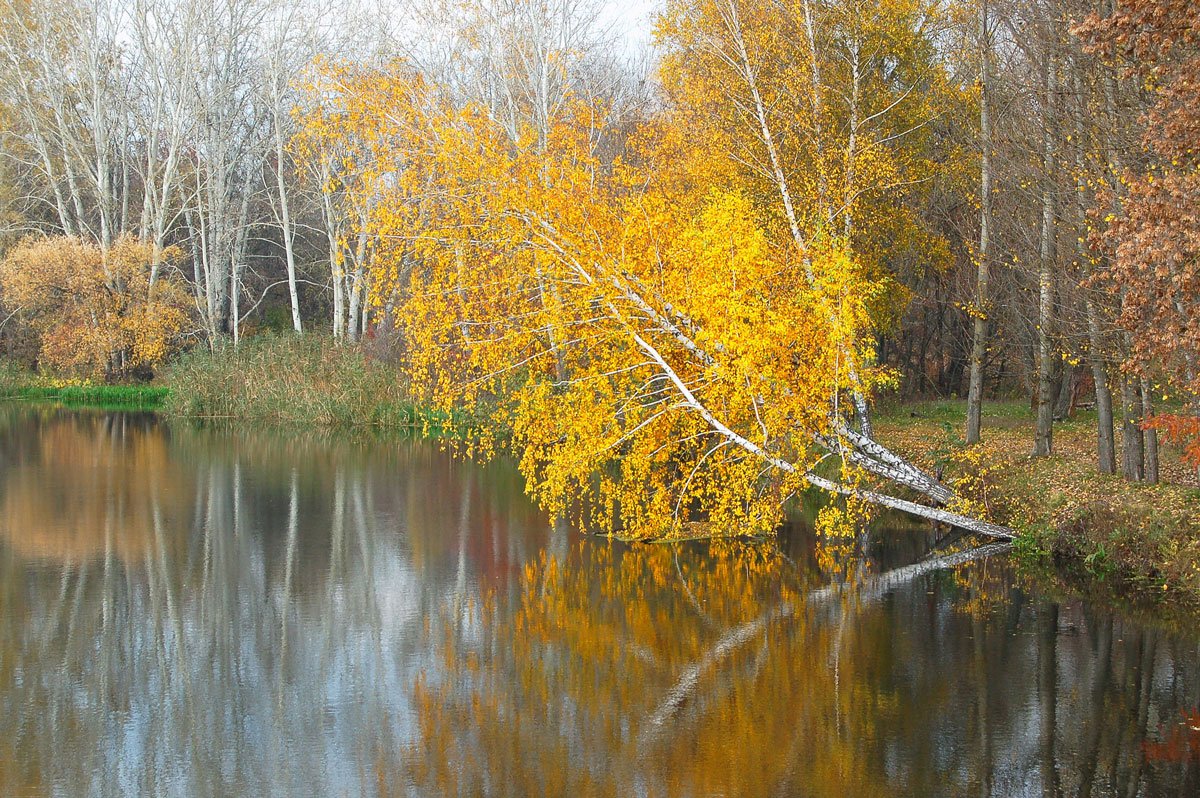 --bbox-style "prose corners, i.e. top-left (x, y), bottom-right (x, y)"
top-left (596, 0), bottom-right (662, 56)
